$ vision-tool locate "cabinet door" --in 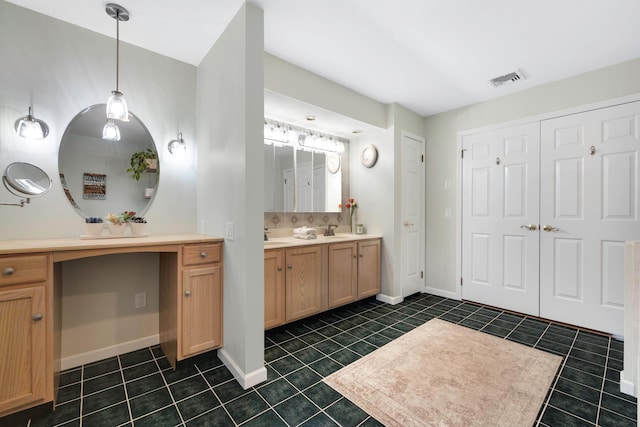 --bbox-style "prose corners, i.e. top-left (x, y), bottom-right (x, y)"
top-left (264, 250), bottom-right (285, 329)
top-left (0, 286), bottom-right (46, 415)
top-left (328, 242), bottom-right (358, 308)
top-left (181, 265), bottom-right (222, 358)
top-left (358, 240), bottom-right (381, 298)
top-left (285, 246), bottom-right (322, 322)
